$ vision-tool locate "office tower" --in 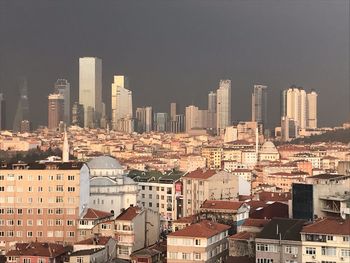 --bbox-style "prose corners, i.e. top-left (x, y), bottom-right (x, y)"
top-left (54, 79), bottom-right (71, 125)
top-left (281, 116), bottom-right (298, 141)
top-left (136, 106), bottom-right (153, 133)
top-left (216, 79), bottom-right (231, 135)
top-left (116, 117), bottom-right (135, 134)
top-left (280, 89), bottom-right (287, 118)
top-left (208, 91), bottom-right (217, 130)
top-left (170, 102), bottom-right (177, 121)
top-left (20, 120), bottom-right (31, 133)
top-left (0, 93), bottom-right (5, 130)
top-left (13, 78), bottom-right (30, 132)
top-left (79, 57), bottom-right (102, 128)
top-left (185, 105), bottom-right (208, 132)
top-left (252, 85), bottom-right (268, 126)
top-left (306, 90), bottom-right (317, 128)
top-left (111, 75), bottom-right (133, 130)
top-left (175, 114), bottom-right (185, 133)
top-left (48, 93), bottom-right (64, 130)
top-left (154, 112), bottom-right (168, 132)
top-left (71, 102), bottom-right (84, 127)
top-left (0, 162), bottom-right (89, 249)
